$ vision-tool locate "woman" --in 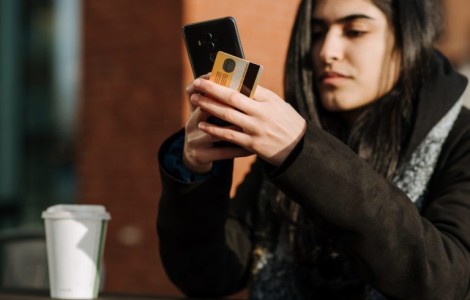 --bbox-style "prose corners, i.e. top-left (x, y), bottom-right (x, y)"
top-left (157, 0), bottom-right (470, 299)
